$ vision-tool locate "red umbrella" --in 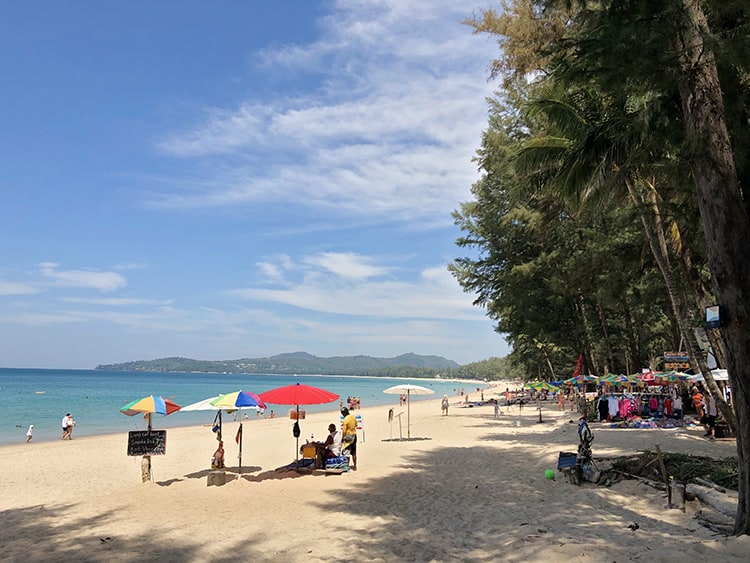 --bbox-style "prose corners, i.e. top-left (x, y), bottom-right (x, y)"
top-left (258, 382), bottom-right (339, 406)
top-left (258, 382), bottom-right (339, 469)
